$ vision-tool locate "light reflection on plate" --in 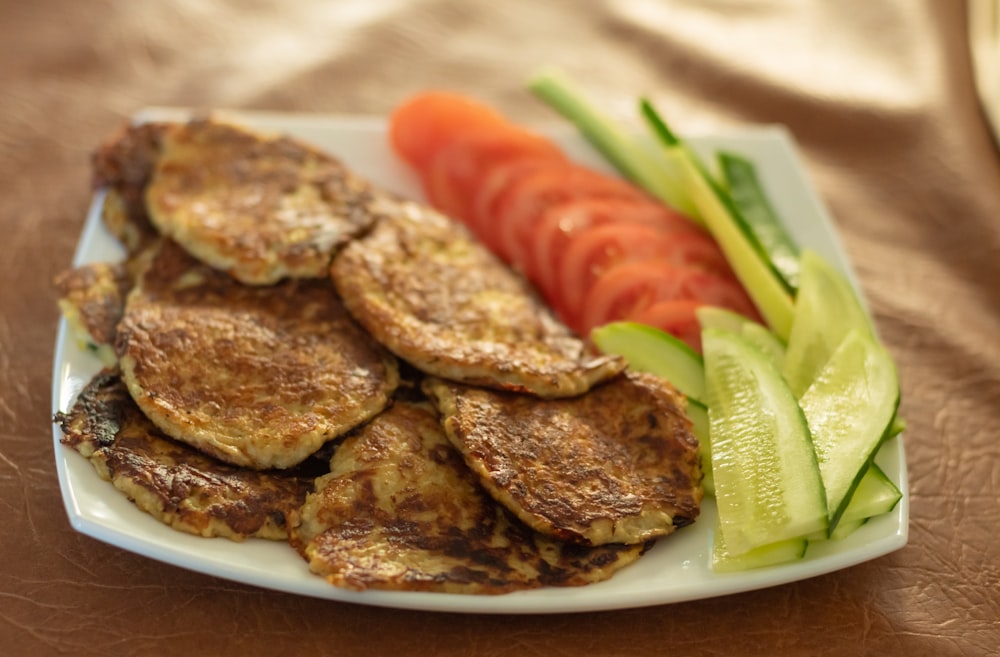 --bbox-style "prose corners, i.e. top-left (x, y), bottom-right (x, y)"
top-left (50, 110), bottom-right (907, 614)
